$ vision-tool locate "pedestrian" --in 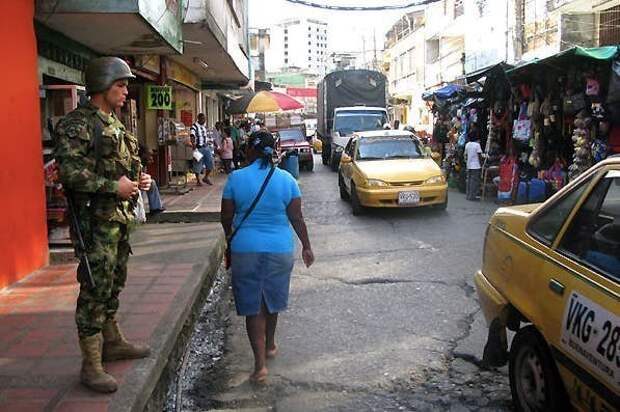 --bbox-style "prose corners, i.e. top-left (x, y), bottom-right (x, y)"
top-left (54, 57), bottom-right (151, 393)
top-left (138, 146), bottom-right (165, 215)
top-left (464, 133), bottom-right (483, 201)
top-left (221, 128), bottom-right (234, 174)
top-left (191, 113), bottom-right (214, 186)
top-left (220, 130), bottom-right (315, 384)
